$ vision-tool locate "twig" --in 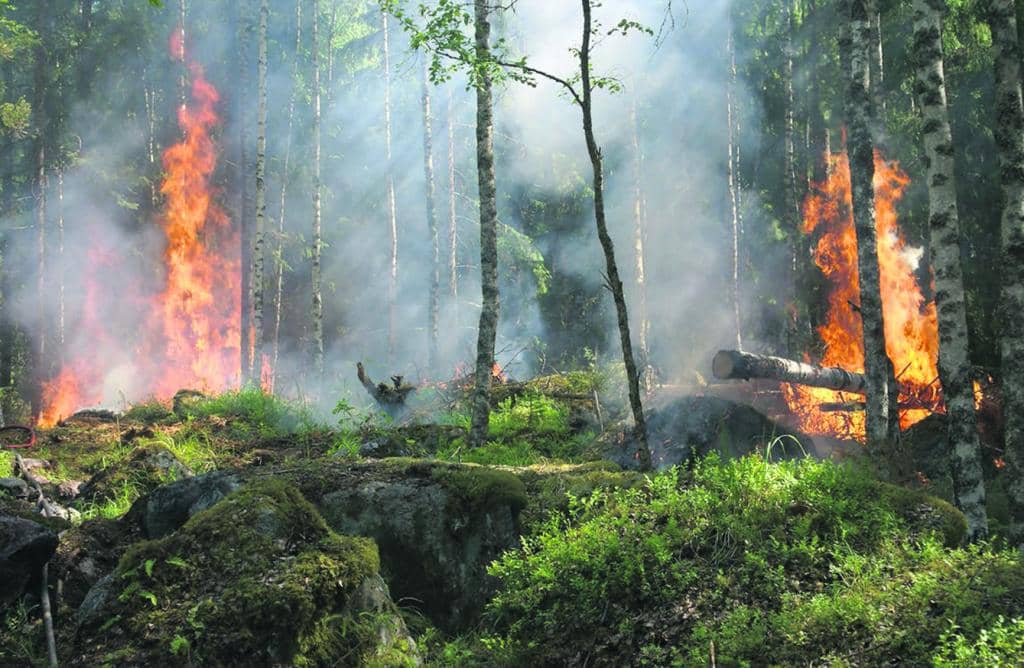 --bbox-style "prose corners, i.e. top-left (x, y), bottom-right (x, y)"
top-left (14, 452), bottom-right (58, 667)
